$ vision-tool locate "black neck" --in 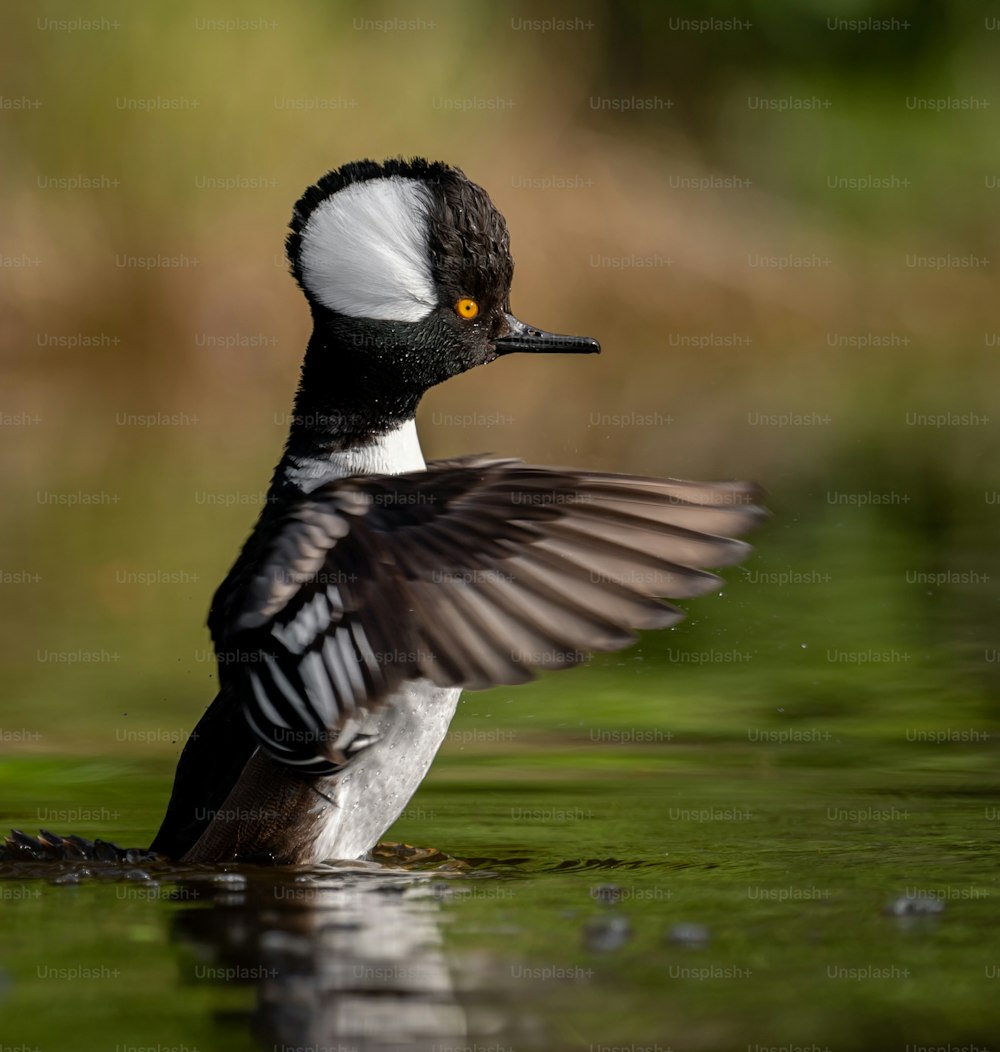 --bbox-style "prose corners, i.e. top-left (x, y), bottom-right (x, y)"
top-left (270, 320), bottom-right (424, 493)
